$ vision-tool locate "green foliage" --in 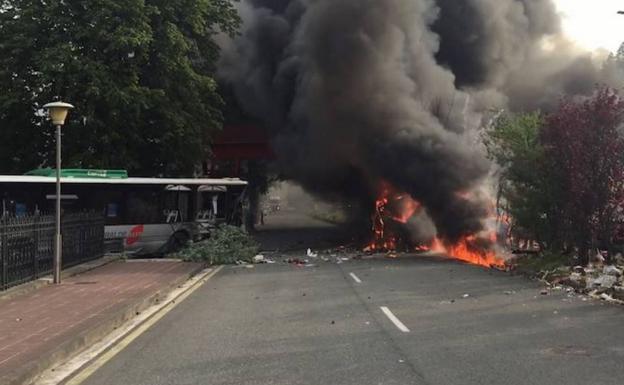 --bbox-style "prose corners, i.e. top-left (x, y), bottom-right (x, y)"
top-left (0, 0), bottom-right (240, 176)
top-left (602, 42), bottom-right (624, 84)
top-left (176, 225), bottom-right (259, 265)
top-left (484, 112), bottom-right (558, 248)
top-left (486, 88), bottom-right (624, 263)
top-left (513, 252), bottom-right (572, 276)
